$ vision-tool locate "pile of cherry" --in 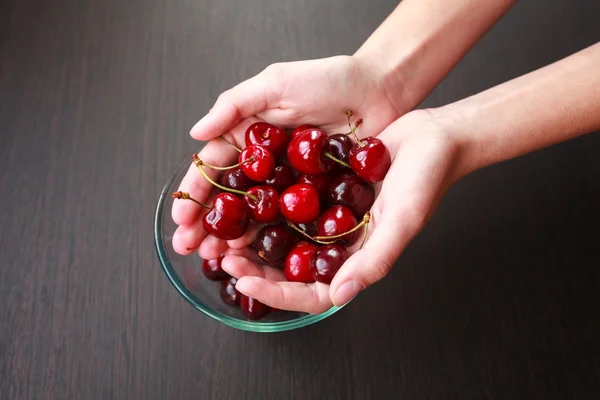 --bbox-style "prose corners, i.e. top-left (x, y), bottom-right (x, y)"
top-left (173, 111), bottom-right (391, 320)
